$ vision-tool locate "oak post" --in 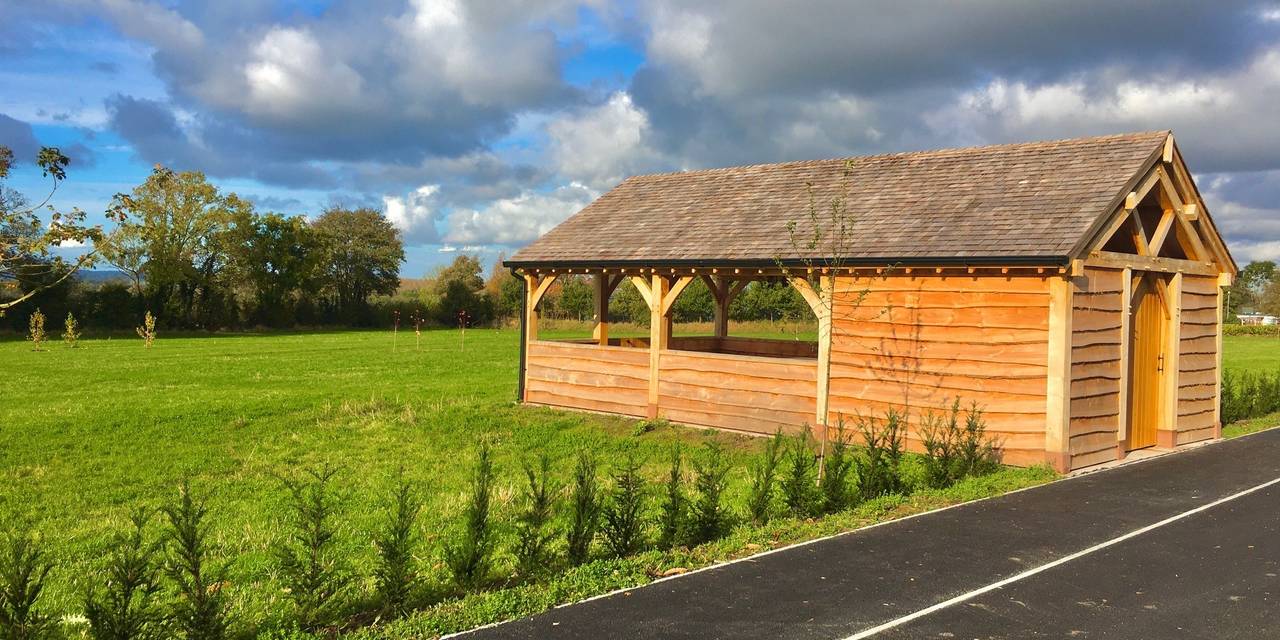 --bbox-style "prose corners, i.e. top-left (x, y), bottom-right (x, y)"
top-left (1117, 267), bottom-right (1133, 457)
top-left (593, 273), bottom-right (609, 346)
top-left (647, 274), bottom-right (670, 418)
top-left (1045, 275), bottom-right (1074, 472)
